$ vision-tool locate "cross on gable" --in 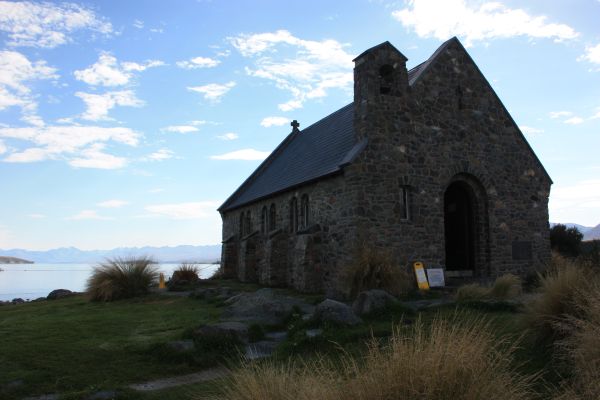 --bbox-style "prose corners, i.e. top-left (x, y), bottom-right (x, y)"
top-left (291, 120), bottom-right (300, 130)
